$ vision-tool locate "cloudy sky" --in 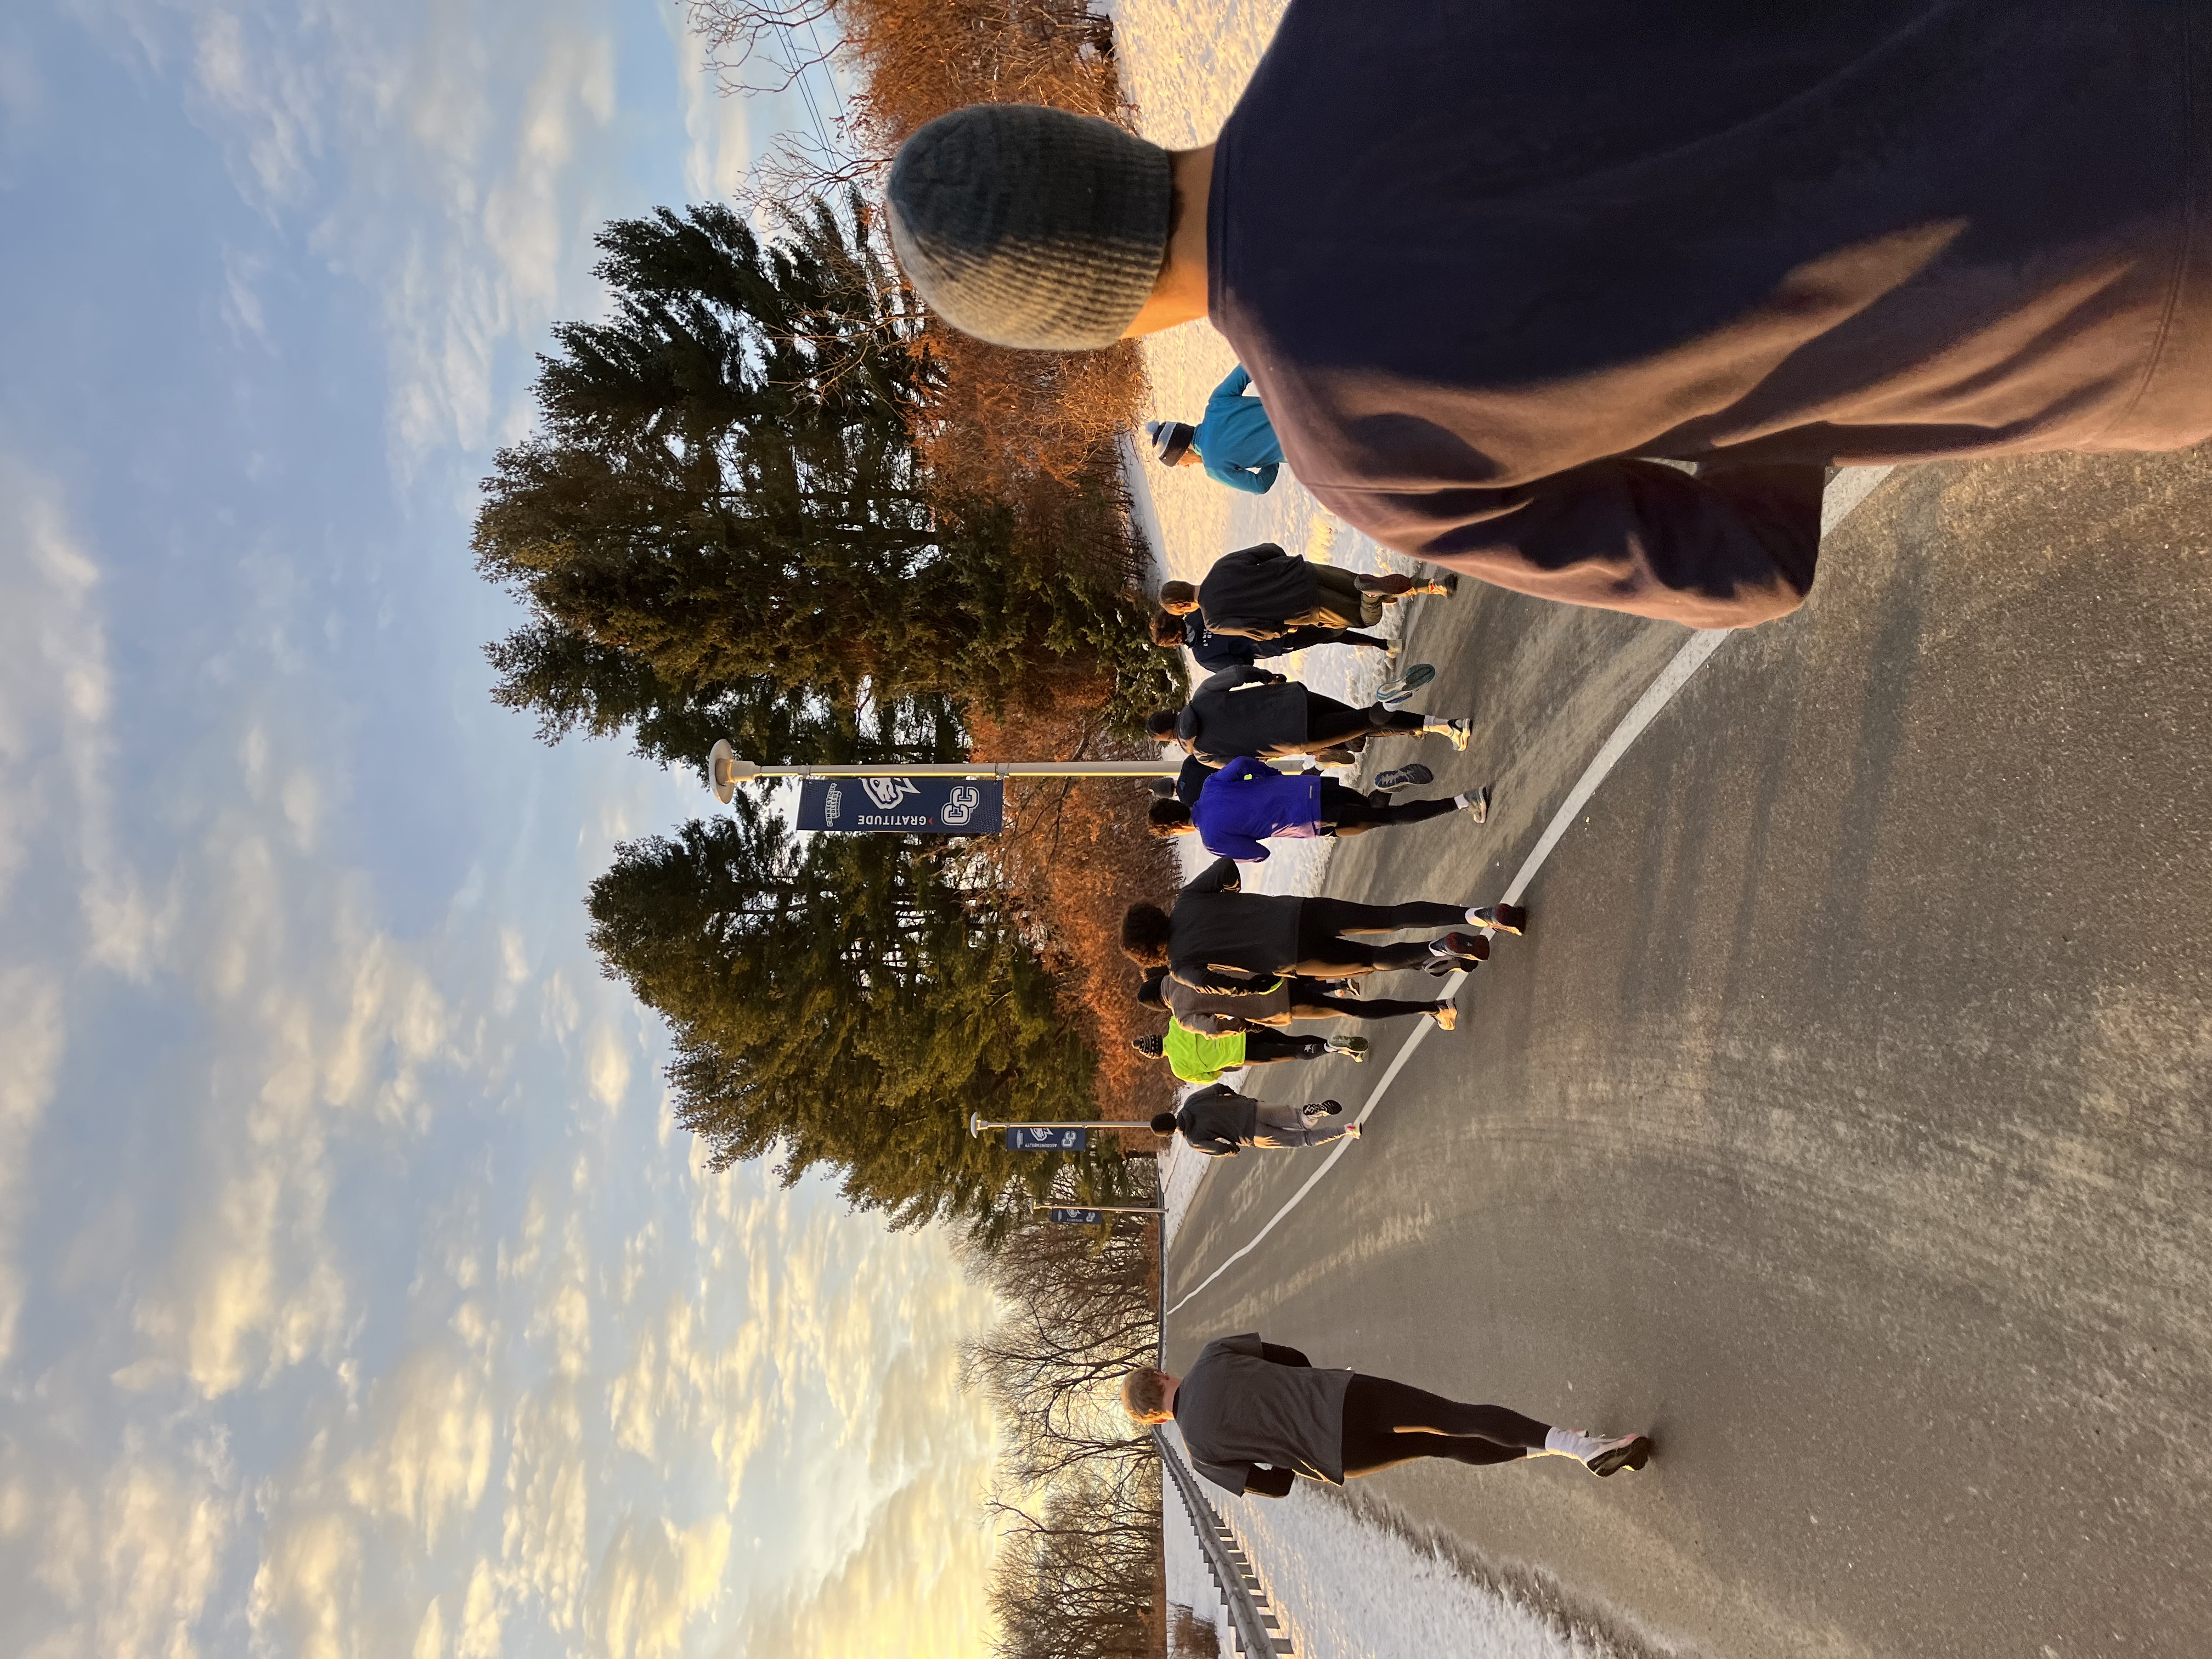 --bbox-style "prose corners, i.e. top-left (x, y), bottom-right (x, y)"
top-left (0, 3), bottom-right (1003, 1655)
